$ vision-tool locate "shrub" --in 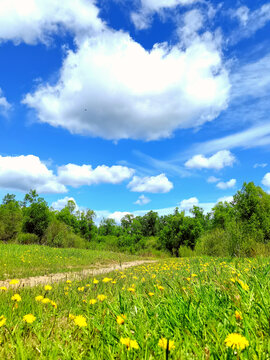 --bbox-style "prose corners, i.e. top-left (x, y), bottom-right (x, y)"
top-left (178, 245), bottom-right (195, 257)
top-left (17, 233), bottom-right (39, 245)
